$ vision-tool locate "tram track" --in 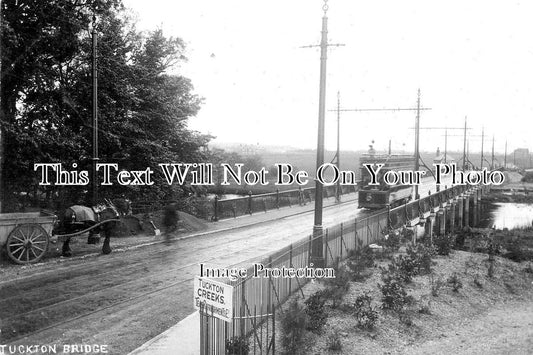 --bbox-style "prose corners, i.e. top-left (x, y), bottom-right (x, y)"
top-left (0, 193), bottom-right (361, 287)
top-left (1, 238), bottom-right (261, 343)
top-left (2, 205), bottom-right (353, 345)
